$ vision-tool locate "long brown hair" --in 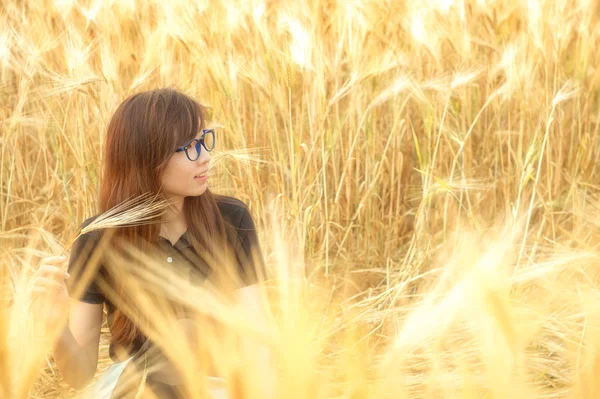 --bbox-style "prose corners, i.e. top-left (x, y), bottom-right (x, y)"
top-left (99, 88), bottom-right (227, 348)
